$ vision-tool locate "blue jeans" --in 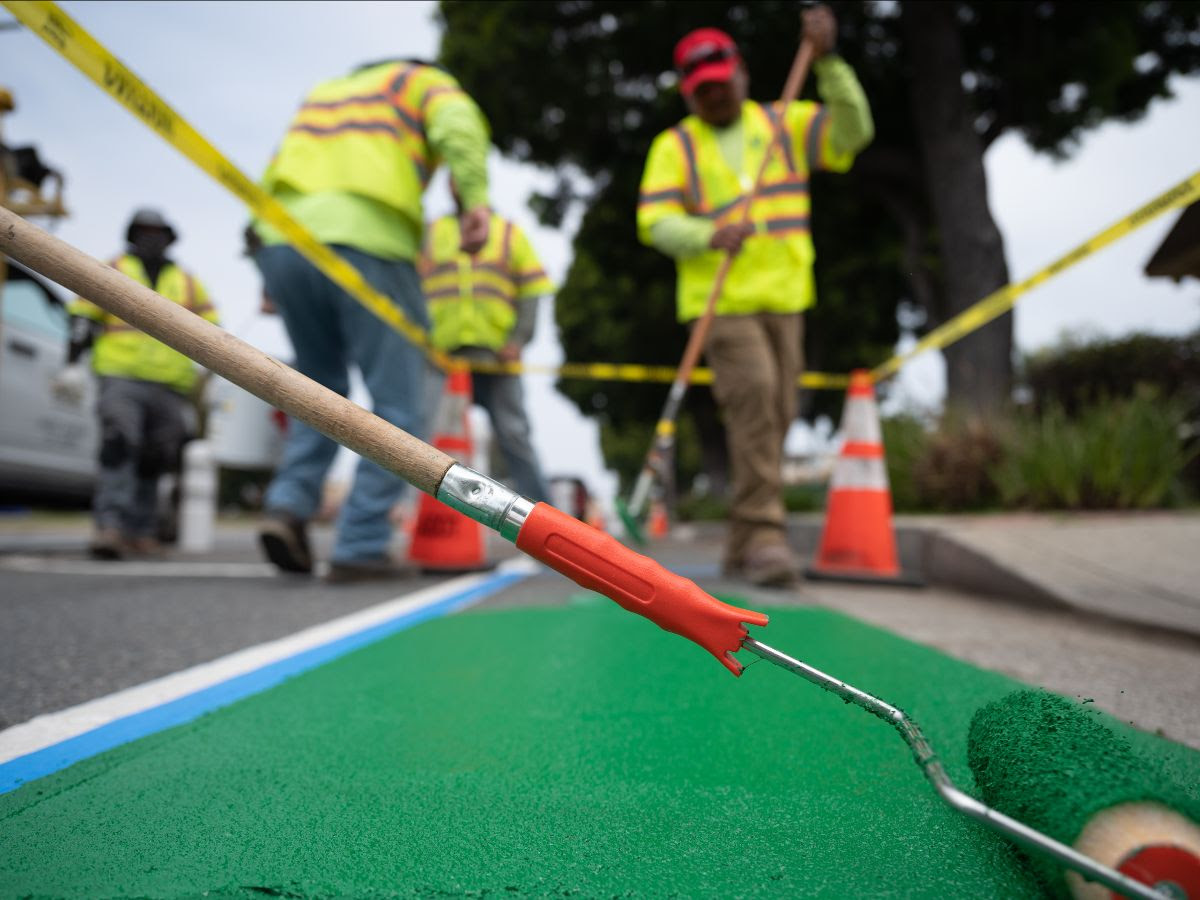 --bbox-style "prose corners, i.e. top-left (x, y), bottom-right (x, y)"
top-left (255, 244), bottom-right (430, 563)
top-left (430, 348), bottom-right (550, 503)
top-left (473, 371), bottom-right (550, 503)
